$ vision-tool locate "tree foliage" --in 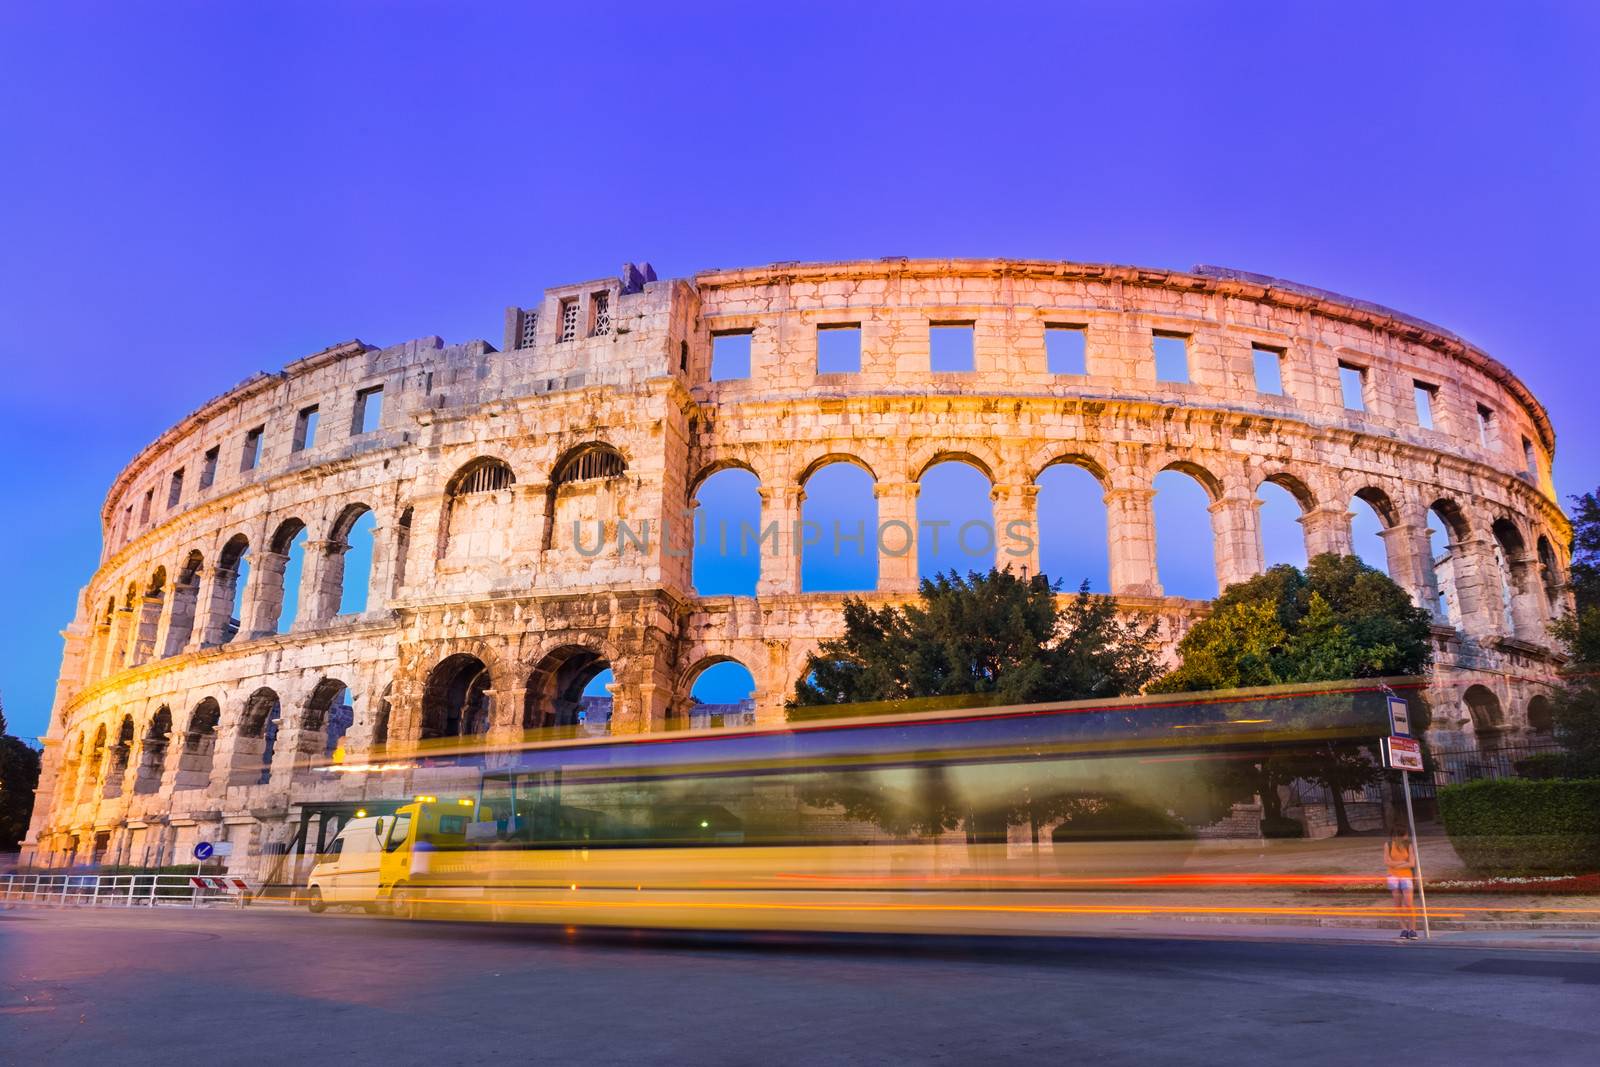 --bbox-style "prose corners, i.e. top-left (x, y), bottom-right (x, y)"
top-left (1550, 488), bottom-right (1600, 776)
top-left (1149, 555), bottom-right (1434, 832)
top-left (0, 694), bottom-right (42, 852)
top-left (790, 569), bottom-right (1163, 710)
